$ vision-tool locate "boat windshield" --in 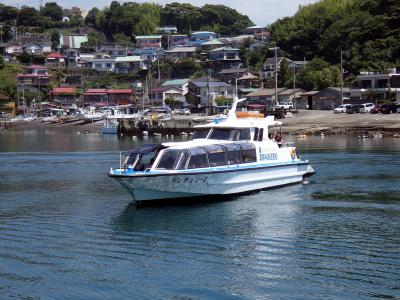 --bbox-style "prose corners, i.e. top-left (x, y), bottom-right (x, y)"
top-left (192, 128), bottom-right (210, 139)
top-left (208, 128), bottom-right (251, 141)
top-left (156, 149), bottom-right (189, 170)
top-left (123, 144), bottom-right (163, 170)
